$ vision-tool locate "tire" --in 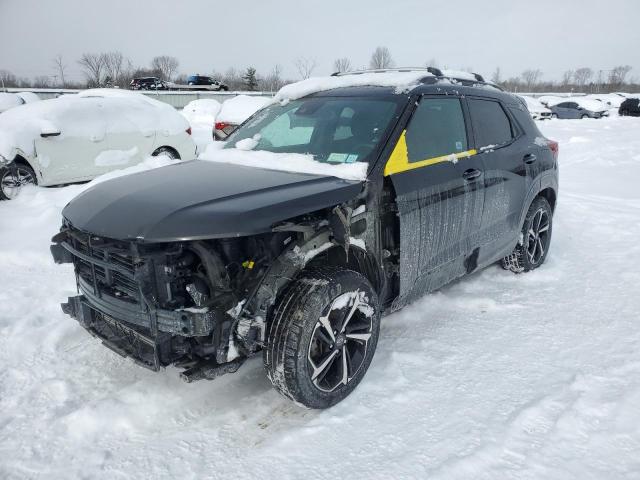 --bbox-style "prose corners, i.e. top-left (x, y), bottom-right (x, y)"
top-left (152, 147), bottom-right (180, 160)
top-left (581, 114), bottom-right (589, 119)
top-left (502, 196), bottom-right (553, 273)
top-left (0, 163), bottom-right (37, 201)
top-left (264, 266), bottom-right (381, 409)
top-left (551, 113), bottom-right (558, 119)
